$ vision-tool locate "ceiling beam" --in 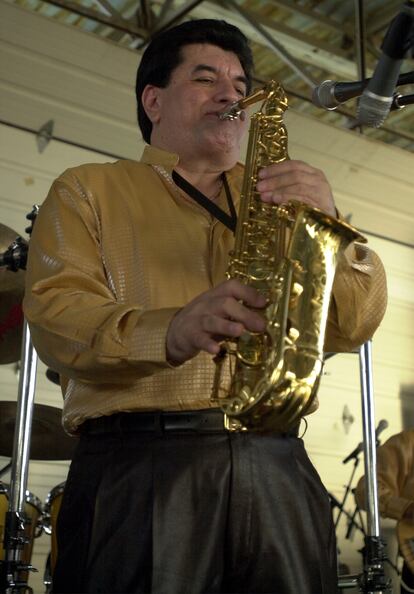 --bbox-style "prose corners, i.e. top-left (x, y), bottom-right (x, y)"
top-left (43, 0), bottom-right (146, 37)
top-left (225, 0), bottom-right (316, 88)
top-left (267, 0), bottom-right (354, 38)
top-left (135, 0), bottom-right (205, 49)
top-left (43, 0), bottom-right (365, 81)
top-left (189, 0), bottom-right (361, 80)
top-left (366, 2), bottom-right (400, 36)
top-left (93, 0), bottom-right (122, 19)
